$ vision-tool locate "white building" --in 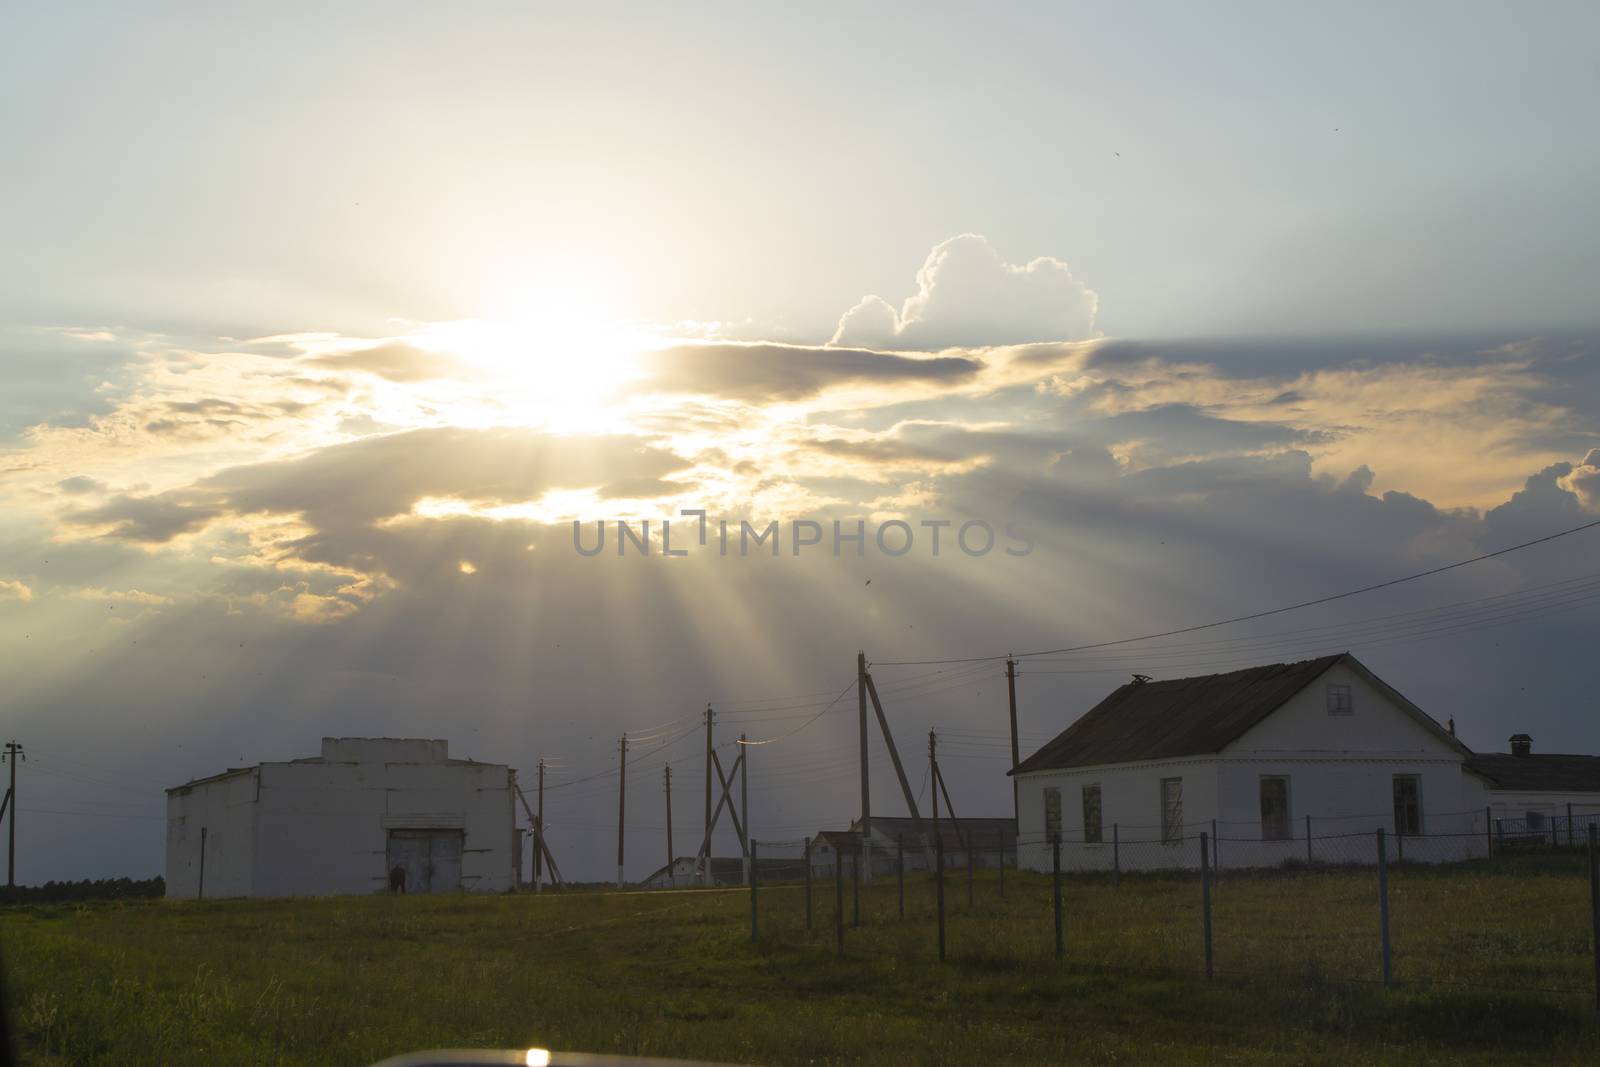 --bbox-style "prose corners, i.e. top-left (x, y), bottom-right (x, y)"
top-left (1463, 734), bottom-right (1600, 842)
top-left (1012, 653), bottom-right (1486, 872)
top-left (165, 737), bottom-right (520, 898)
